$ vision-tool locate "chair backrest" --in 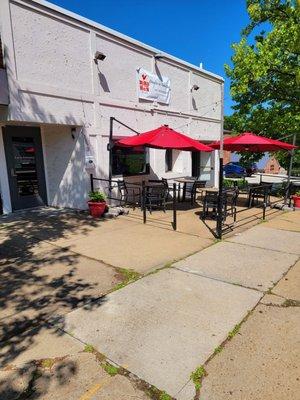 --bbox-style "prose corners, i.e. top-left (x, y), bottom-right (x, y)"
top-left (147, 184), bottom-right (167, 198)
top-left (204, 191), bottom-right (219, 203)
top-left (225, 188), bottom-right (239, 205)
top-left (251, 185), bottom-right (270, 200)
top-left (161, 178), bottom-right (169, 189)
top-left (193, 180), bottom-right (206, 190)
top-left (117, 180), bottom-right (127, 194)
